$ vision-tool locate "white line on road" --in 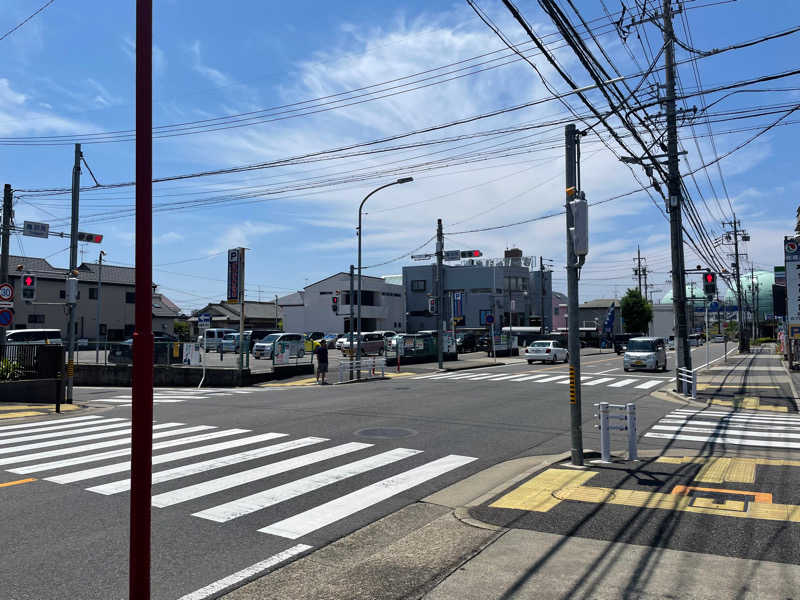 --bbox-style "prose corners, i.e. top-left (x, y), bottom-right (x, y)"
top-left (651, 424), bottom-right (800, 440)
top-left (536, 375), bottom-right (571, 383)
top-left (175, 544), bottom-right (312, 600)
top-left (634, 380), bottom-right (663, 390)
top-left (258, 454), bottom-right (477, 540)
top-left (658, 418), bottom-right (800, 431)
top-left (0, 415), bottom-right (105, 437)
top-left (608, 379), bottom-right (638, 388)
top-left (193, 448), bottom-right (422, 523)
top-left (583, 378), bottom-right (614, 386)
top-left (0, 419), bottom-right (128, 444)
top-left (643, 431), bottom-right (800, 449)
top-left (0, 415), bottom-right (103, 434)
top-left (671, 409), bottom-right (800, 423)
top-left (150, 442), bottom-right (371, 508)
